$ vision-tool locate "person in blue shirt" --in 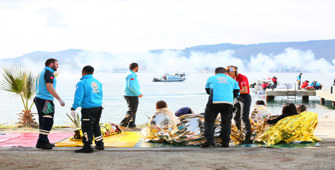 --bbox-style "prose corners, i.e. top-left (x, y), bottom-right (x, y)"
top-left (34, 58), bottom-right (65, 150)
top-left (297, 73), bottom-right (302, 90)
top-left (120, 62), bottom-right (143, 129)
top-left (71, 65), bottom-right (103, 153)
top-left (201, 67), bottom-right (240, 148)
